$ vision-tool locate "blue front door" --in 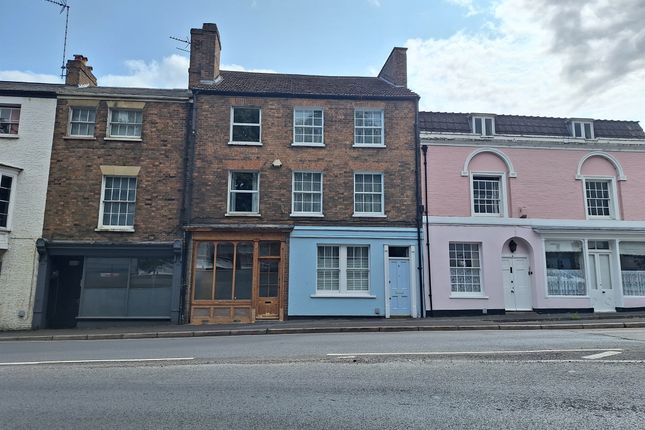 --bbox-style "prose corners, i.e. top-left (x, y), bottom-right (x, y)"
top-left (389, 259), bottom-right (411, 316)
